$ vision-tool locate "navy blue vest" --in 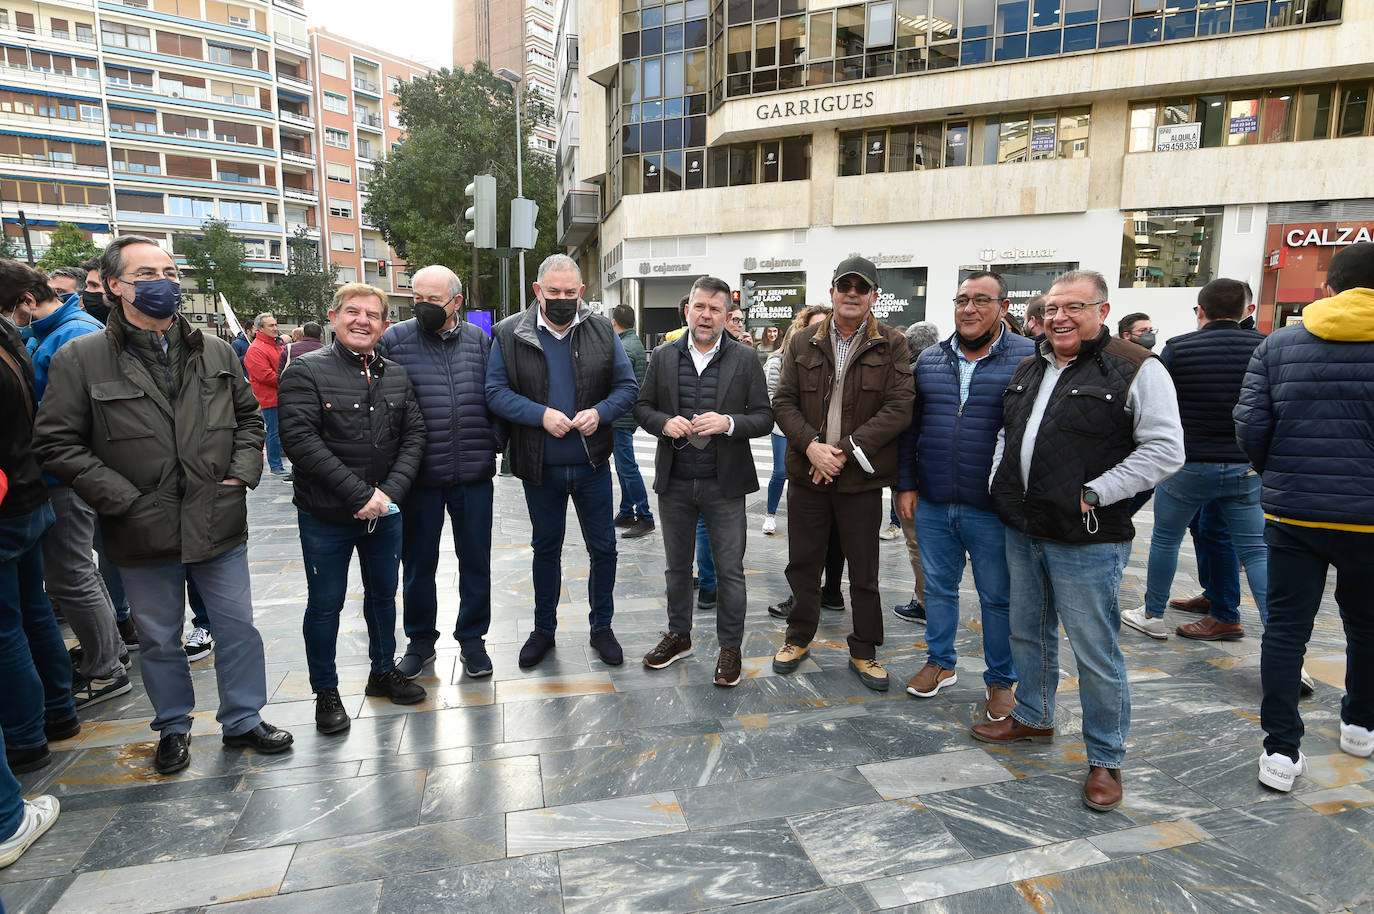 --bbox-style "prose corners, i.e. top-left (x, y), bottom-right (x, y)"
top-left (671, 346), bottom-right (721, 480)
top-left (1161, 321), bottom-right (1264, 463)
